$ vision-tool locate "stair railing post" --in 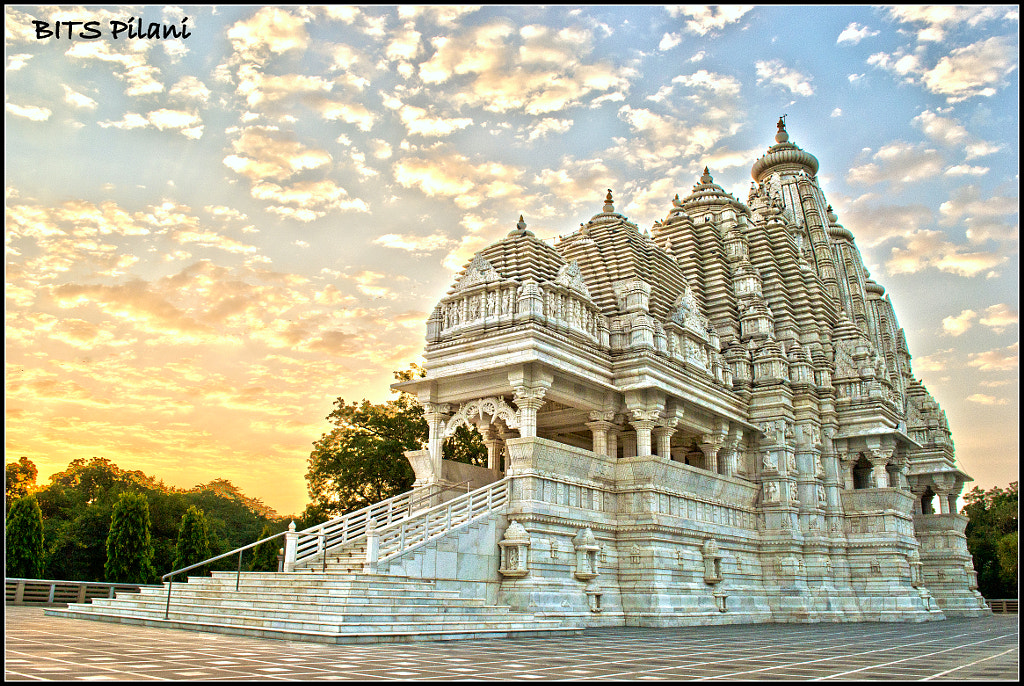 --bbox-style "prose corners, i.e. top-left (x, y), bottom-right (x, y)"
top-left (236, 550), bottom-right (243, 591)
top-left (283, 521), bottom-right (298, 572)
top-left (365, 518), bottom-right (379, 573)
top-left (164, 578), bottom-right (173, 619)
